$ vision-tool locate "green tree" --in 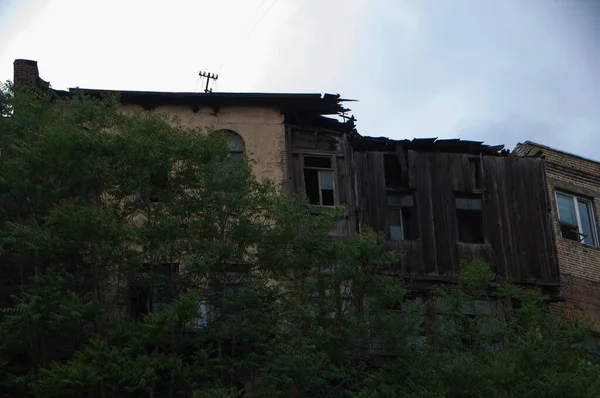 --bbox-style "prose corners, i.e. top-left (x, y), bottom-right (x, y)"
top-left (1, 83), bottom-right (599, 397)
